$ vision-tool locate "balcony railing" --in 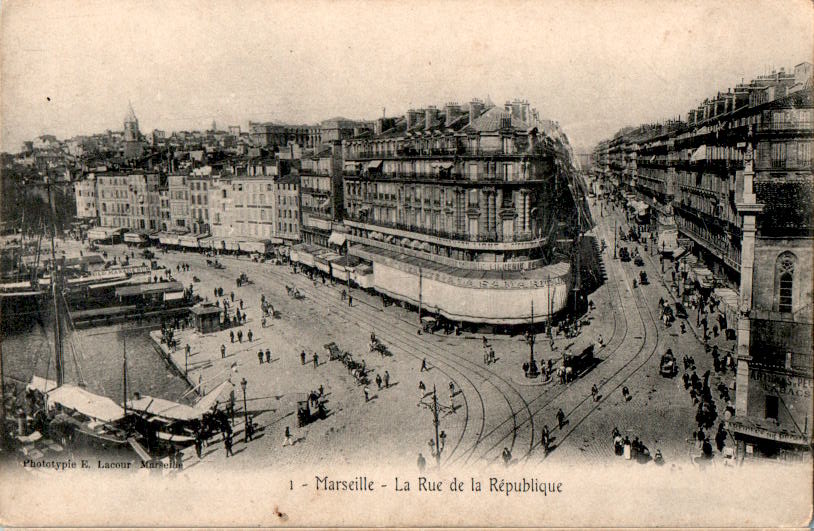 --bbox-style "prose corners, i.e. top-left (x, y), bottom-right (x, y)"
top-left (758, 120), bottom-right (814, 132)
top-left (344, 217), bottom-right (547, 251)
top-left (348, 234), bottom-right (549, 272)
